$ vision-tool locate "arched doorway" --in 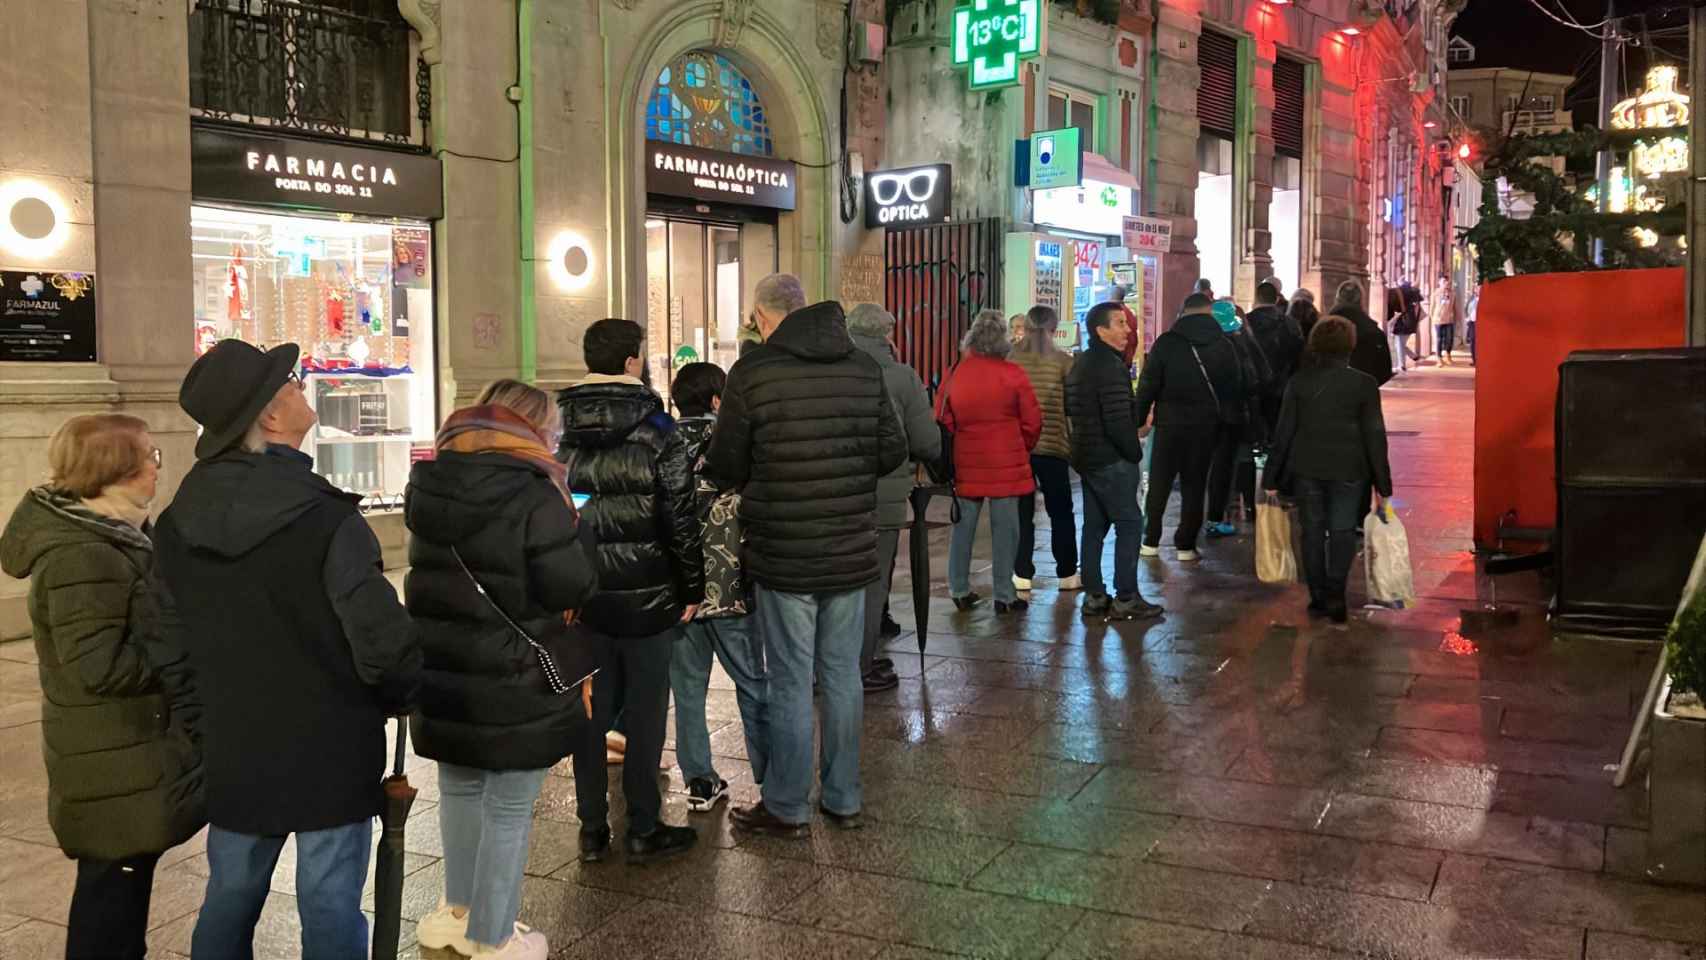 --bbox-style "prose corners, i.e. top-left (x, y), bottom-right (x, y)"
top-left (641, 49), bottom-right (786, 397)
